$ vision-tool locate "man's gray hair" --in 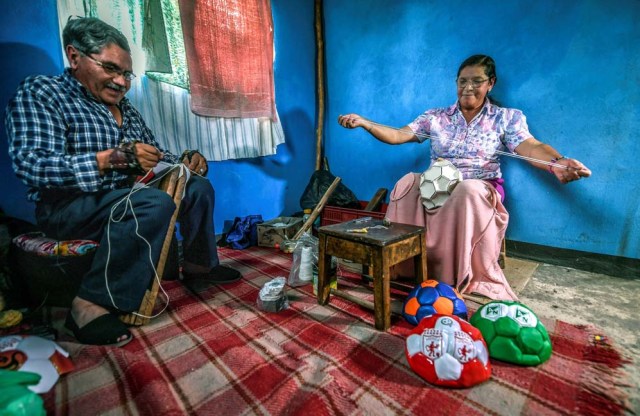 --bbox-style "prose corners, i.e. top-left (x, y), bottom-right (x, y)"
top-left (62, 17), bottom-right (130, 55)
